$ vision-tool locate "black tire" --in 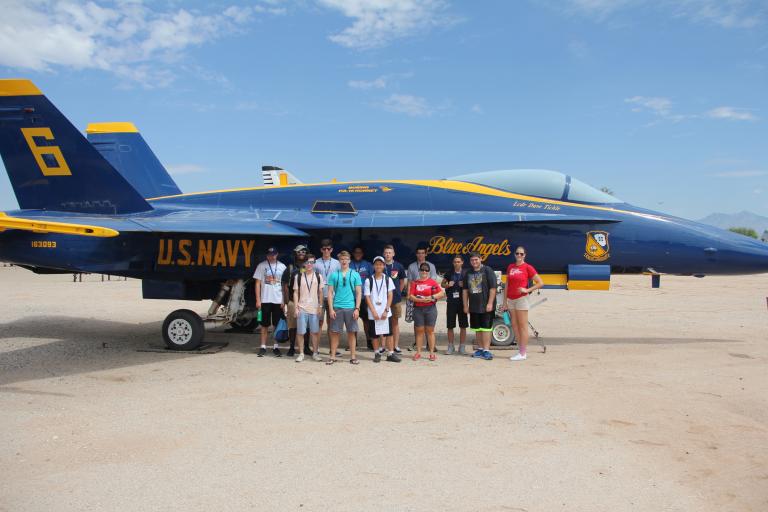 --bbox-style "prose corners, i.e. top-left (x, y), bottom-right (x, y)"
top-left (490, 320), bottom-right (515, 346)
top-left (162, 309), bottom-right (205, 350)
